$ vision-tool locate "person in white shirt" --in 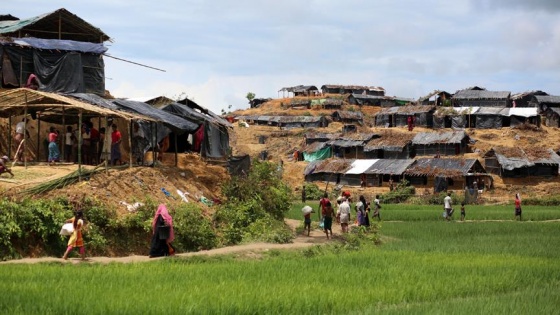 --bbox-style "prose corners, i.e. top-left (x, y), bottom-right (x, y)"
top-left (64, 126), bottom-right (75, 162)
top-left (443, 192), bottom-right (453, 221)
top-left (13, 118), bottom-right (29, 162)
top-left (131, 122), bottom-right (147, 165)
top-left (338, 198), bottom-right (351, 233)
